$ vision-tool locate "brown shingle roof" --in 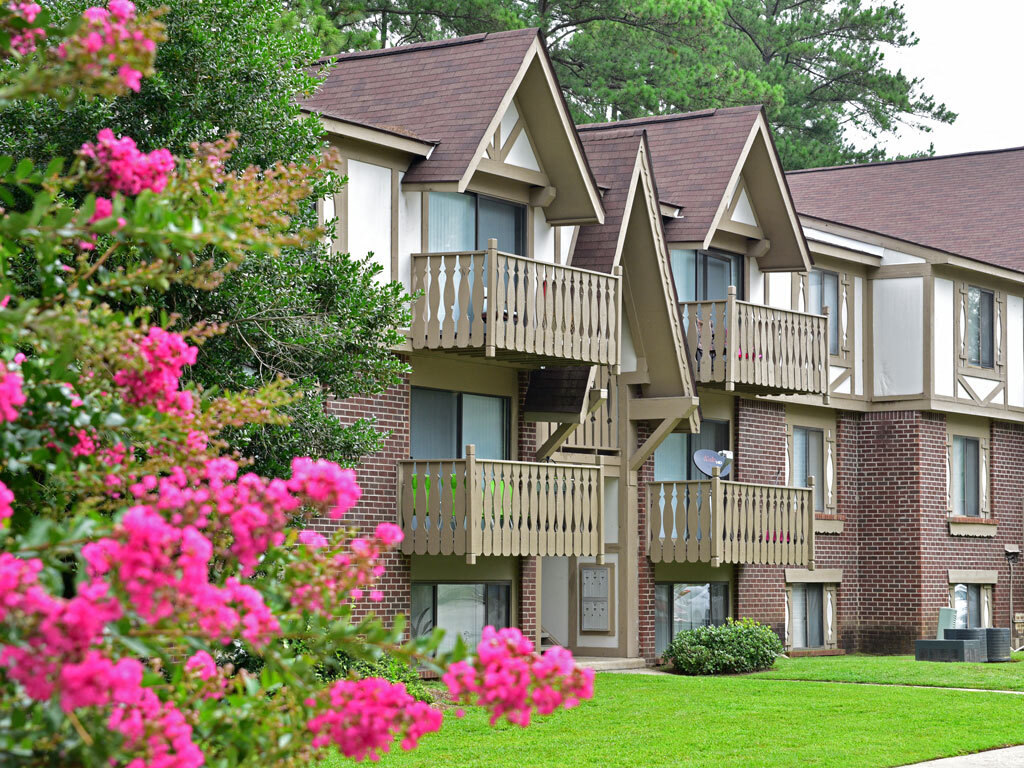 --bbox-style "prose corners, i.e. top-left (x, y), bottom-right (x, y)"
top-left (787, 147), bottom-right (1024, 273)
top-left (578, 106), bottom-right (763, 243)
top-left (301, 29), bottom-right (539, 183)
top-left (571, 129), bottom-right (648, 274)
